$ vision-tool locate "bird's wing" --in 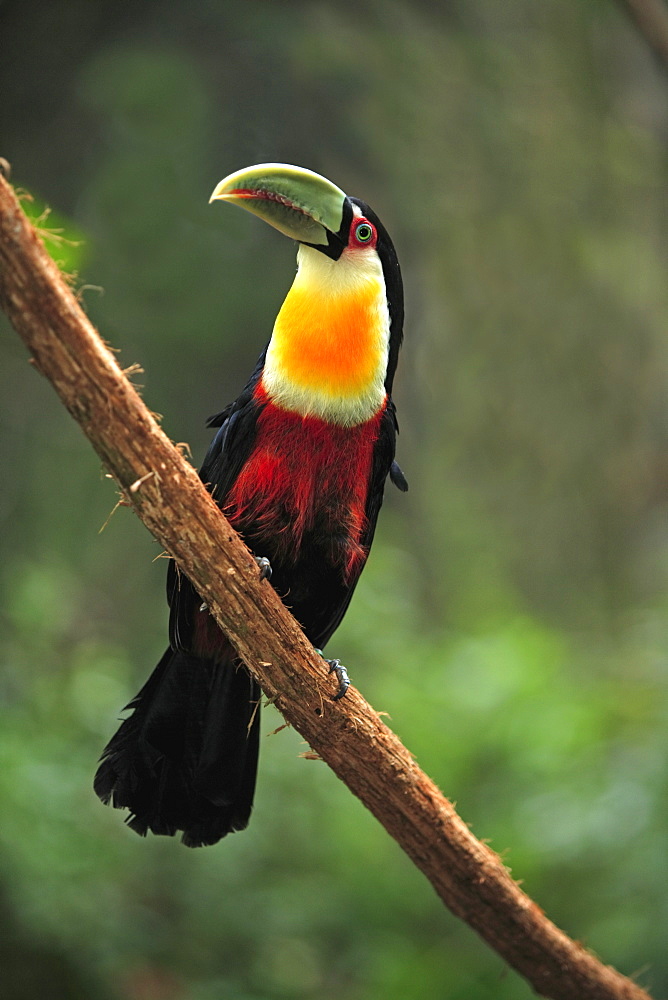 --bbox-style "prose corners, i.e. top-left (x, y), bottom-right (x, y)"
top-left (362, 398), bottom-right (406, 546)
top-left (167, 356), bottom-right (265, 652)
